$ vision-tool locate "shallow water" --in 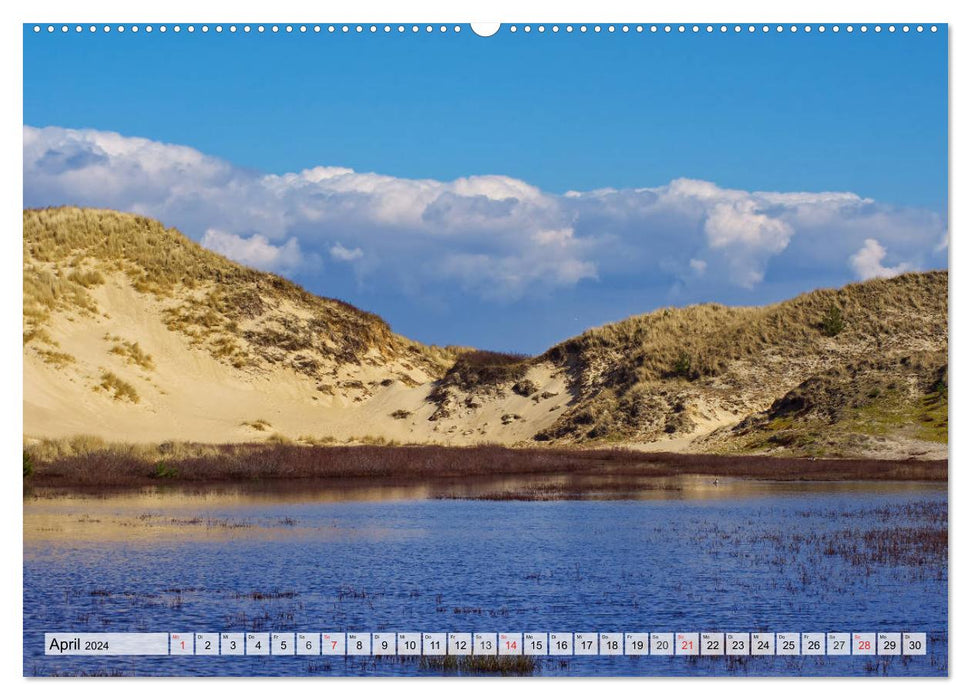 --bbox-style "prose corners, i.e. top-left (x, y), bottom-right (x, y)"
top-left (23, 476), bottom-right (948, 676)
